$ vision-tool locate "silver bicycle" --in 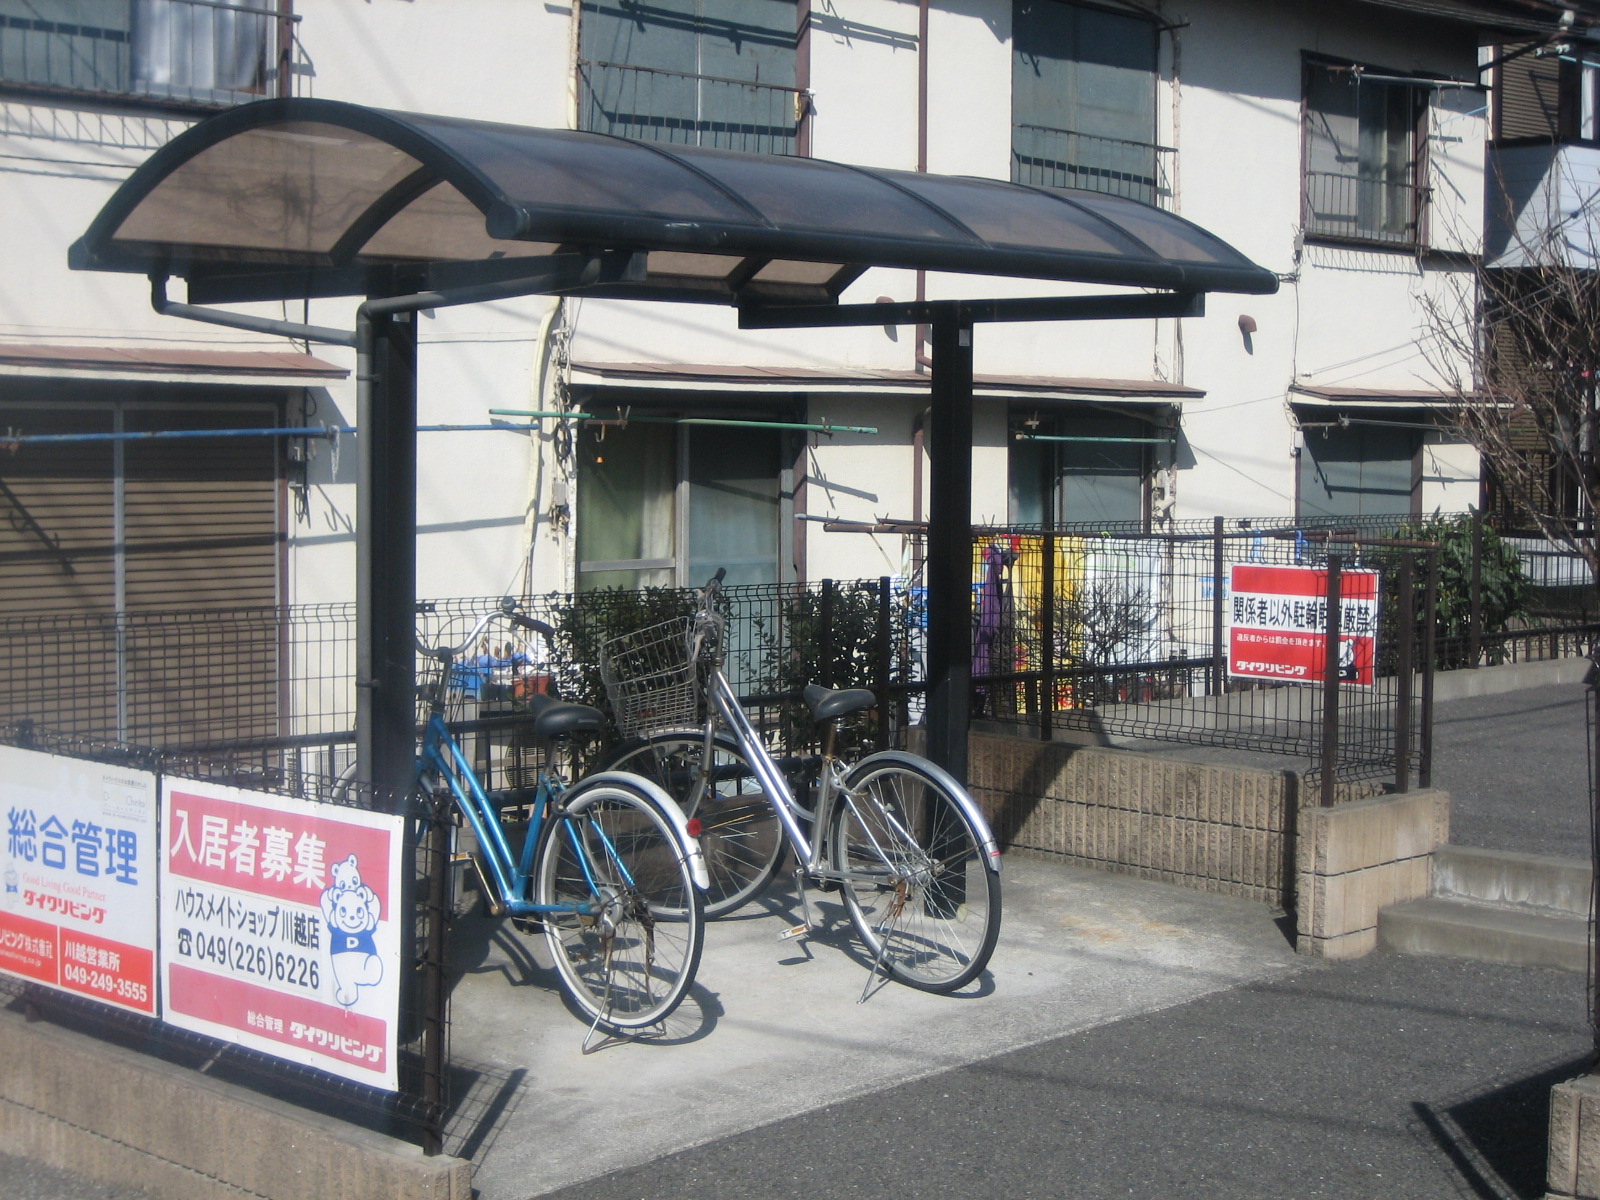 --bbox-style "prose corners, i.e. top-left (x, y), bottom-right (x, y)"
top-left (598, 571), bottom-right (1001, 994)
